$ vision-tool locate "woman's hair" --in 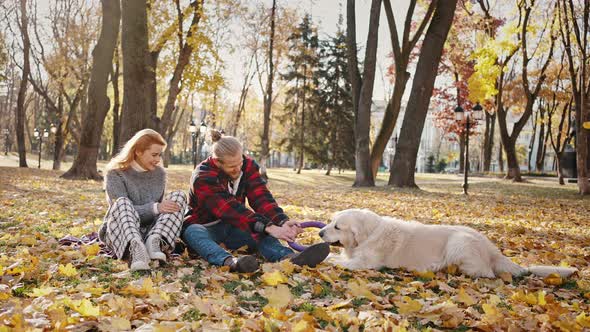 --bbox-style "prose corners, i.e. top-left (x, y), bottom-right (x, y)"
top-left (210, 129), bottom-right (242, 163)
top-left (106, 129), bottom-right (167, 171)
